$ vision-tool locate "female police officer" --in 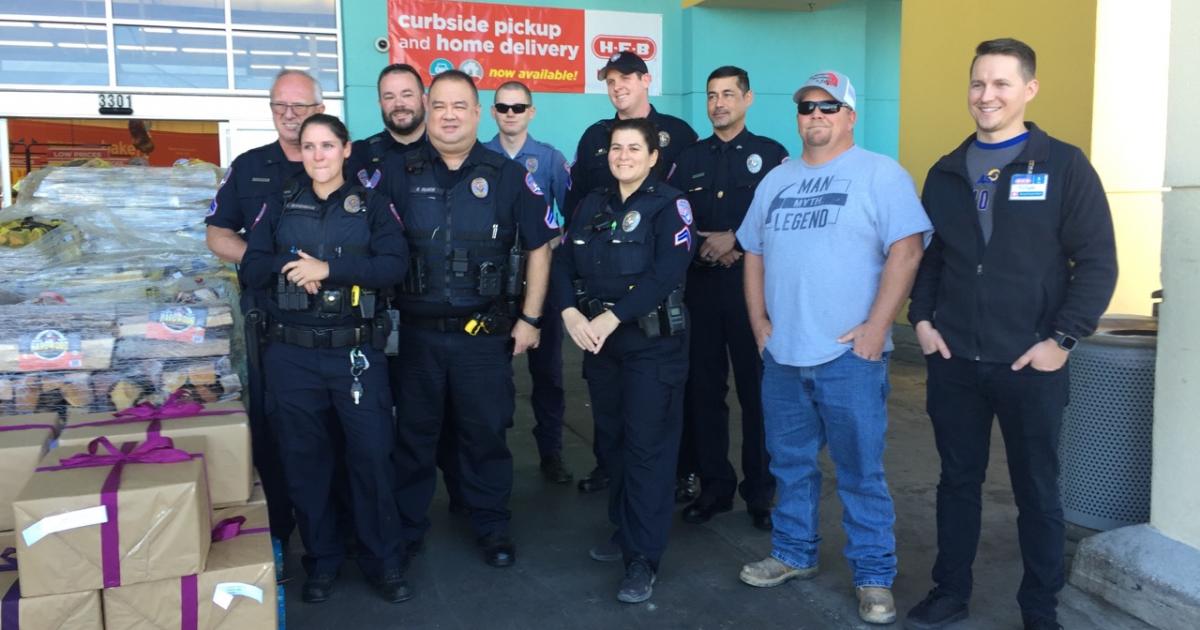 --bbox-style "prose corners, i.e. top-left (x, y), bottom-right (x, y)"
top-left (241, 113), bottom-right (410, 604)
top-left (550, 118), bottom-right (694, 603)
